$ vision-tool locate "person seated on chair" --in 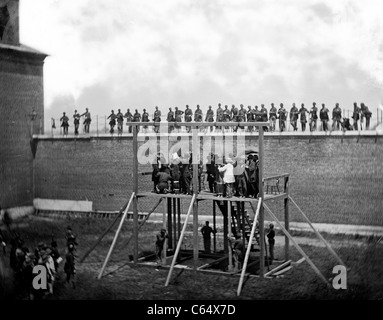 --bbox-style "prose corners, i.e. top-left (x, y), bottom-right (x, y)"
top-left (170, 154), bottom-right (182, 194)
top-left (156, 166), bottom-right (172, 194)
